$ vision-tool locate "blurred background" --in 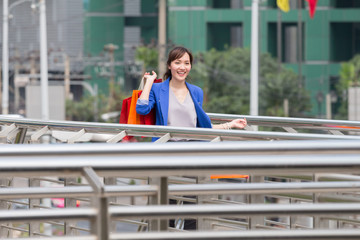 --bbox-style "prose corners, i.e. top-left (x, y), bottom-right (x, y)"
top-left (1, 0), bottom-right (360, 122)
